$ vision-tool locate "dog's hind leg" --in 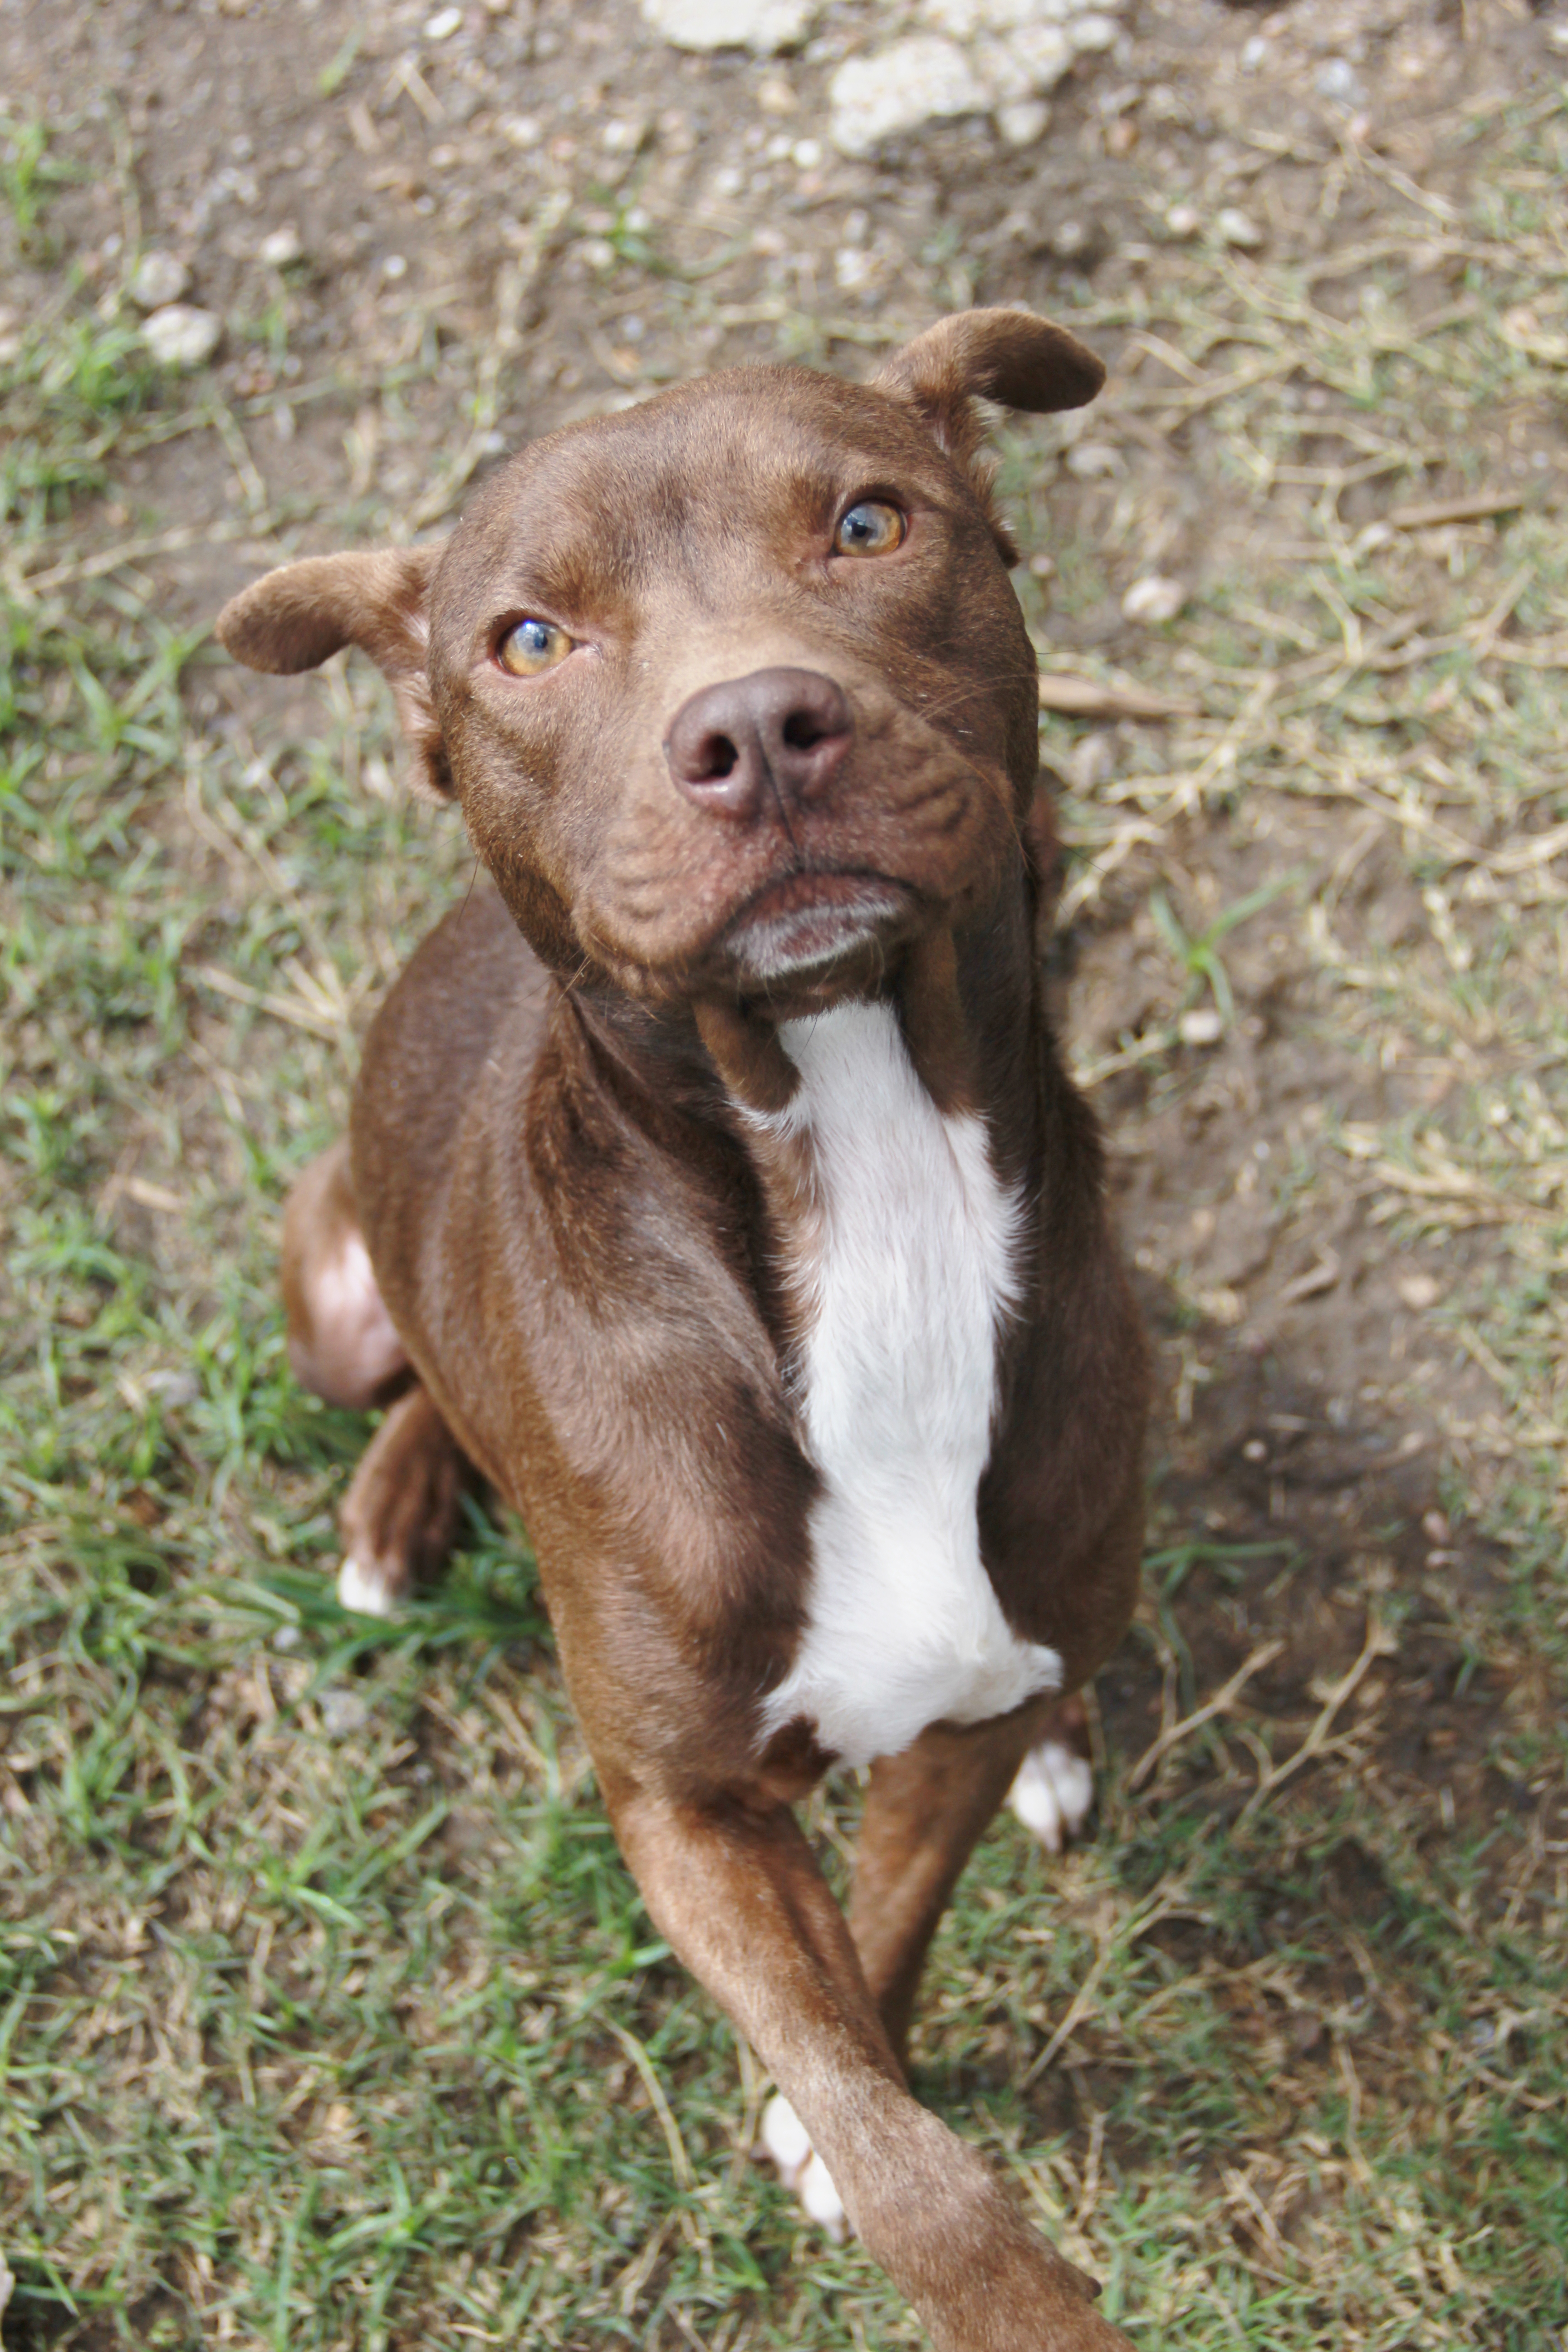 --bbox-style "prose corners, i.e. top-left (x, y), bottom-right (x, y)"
top-left (282, 1141), bottom-right (470, 1615)
top-left (282, 1139), bottom-right (409, 1410)
top-left (337, 1383), bottom-right (470, 1617)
